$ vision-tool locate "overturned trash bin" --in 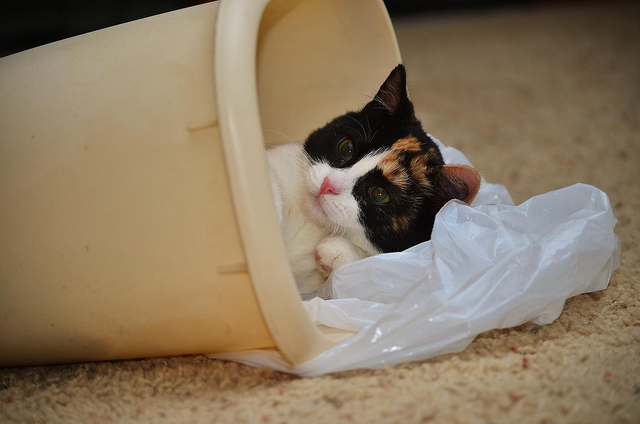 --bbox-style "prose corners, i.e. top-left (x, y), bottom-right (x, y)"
top-left (0, 0), bottom-right (401, 367)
